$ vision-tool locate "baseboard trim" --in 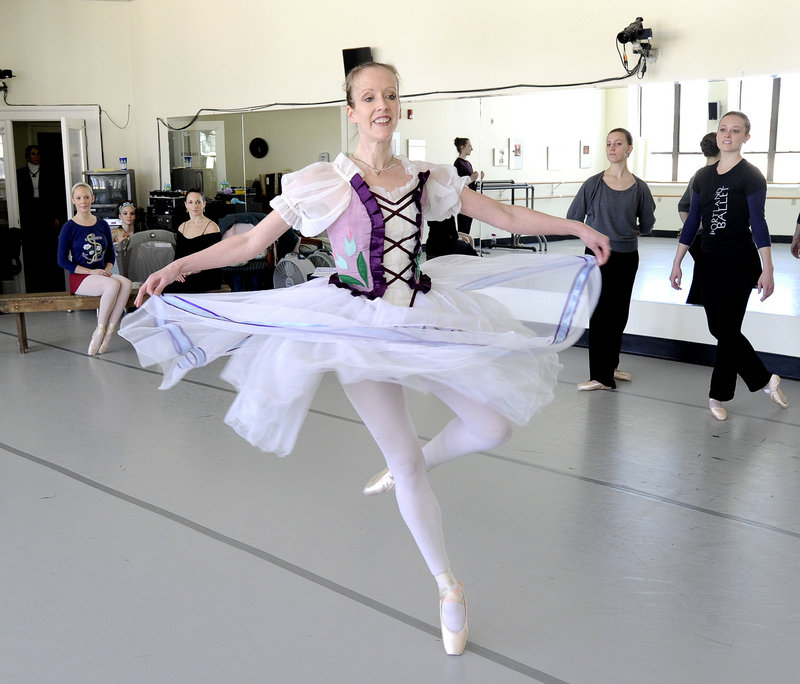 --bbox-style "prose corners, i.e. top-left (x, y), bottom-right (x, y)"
top-left (575, 331), bottom-right (800, 381)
